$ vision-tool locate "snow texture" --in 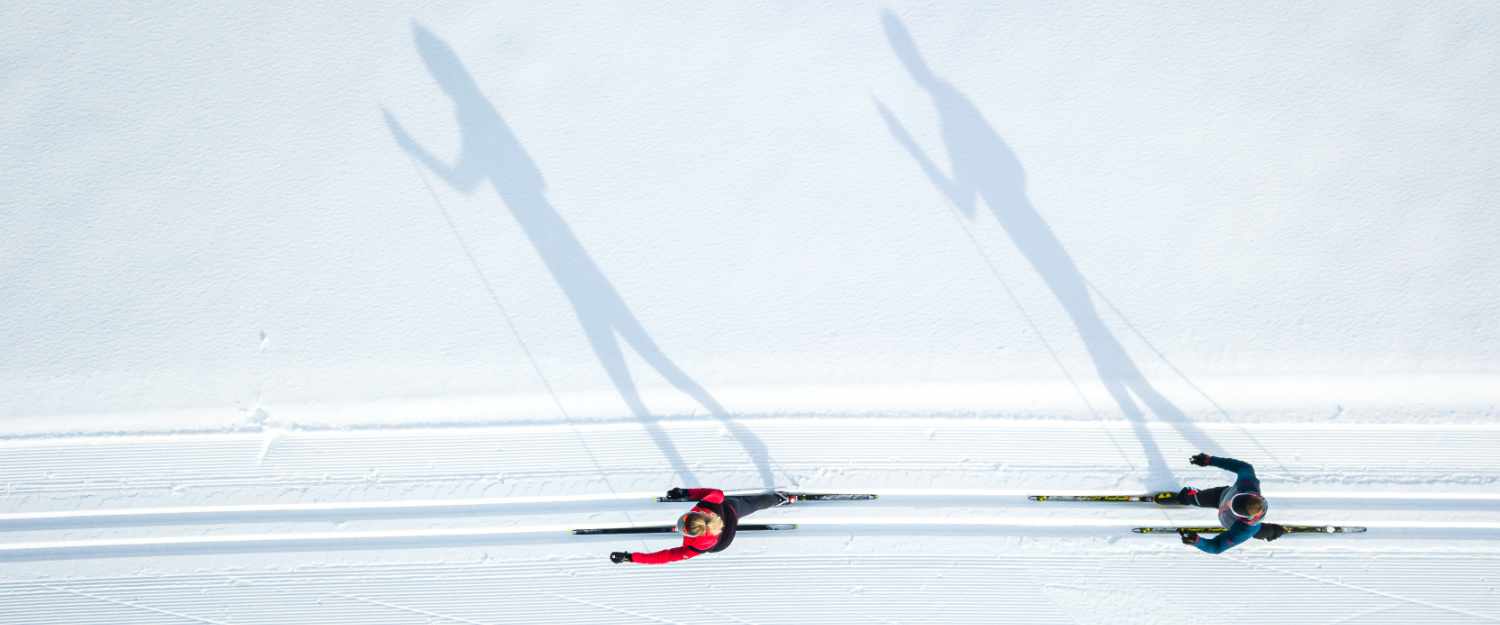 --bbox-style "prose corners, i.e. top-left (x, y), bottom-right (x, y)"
top-left (3, 2), bottom-right (1499, 623)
